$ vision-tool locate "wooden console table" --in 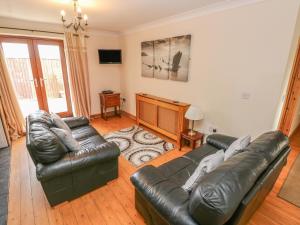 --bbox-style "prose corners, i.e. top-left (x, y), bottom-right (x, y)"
top-left (136, 93), bottom-right (190, 146)
top-left (99, 93), bottom-right (121, 120)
